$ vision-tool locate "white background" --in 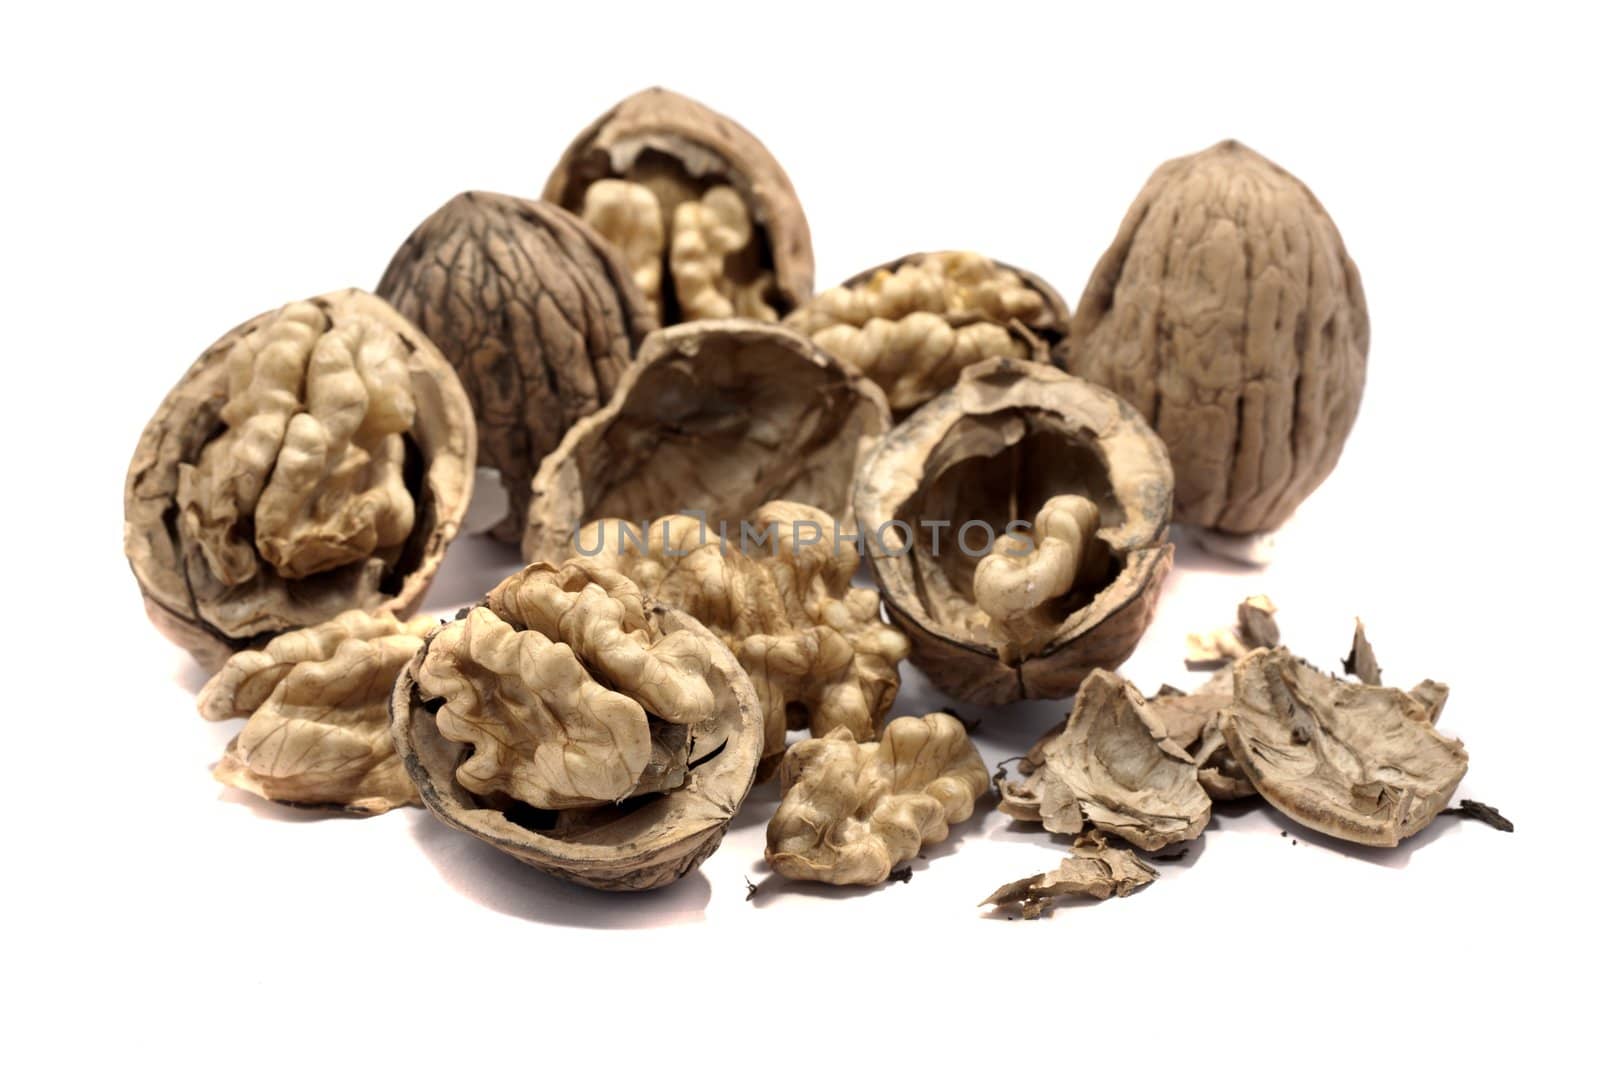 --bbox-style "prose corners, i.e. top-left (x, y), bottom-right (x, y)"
top-left (3, 2), bottom-right (1595, 1063)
